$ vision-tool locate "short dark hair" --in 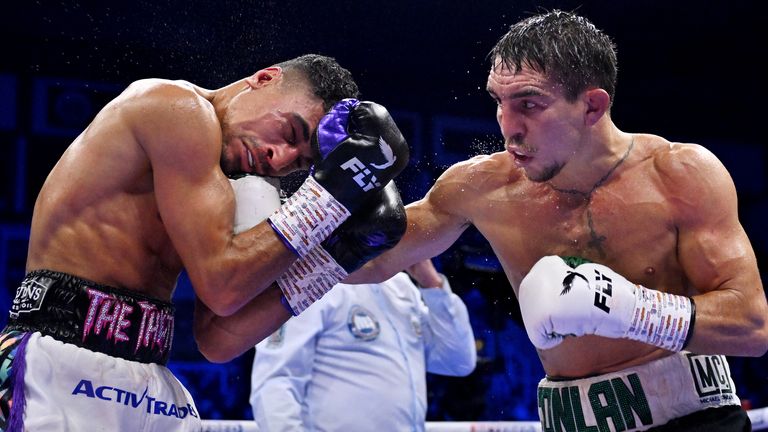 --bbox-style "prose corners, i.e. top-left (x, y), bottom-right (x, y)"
top-left (489, 10), bottom-right (617, 104)
top-left (276, 54), bottom-right (360, 111)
